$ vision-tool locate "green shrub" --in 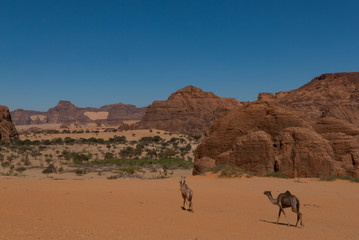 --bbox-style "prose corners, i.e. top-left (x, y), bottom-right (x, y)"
top-left (42, 164), bottom-right (57, 174)
top-left (320, 175), bottom-right (359, 183)
top-left (75, 169), bottom-right (86, 175)
top-left (107, 175), bottom-right (119, 179)
top-left (265, 171), bottom-right (288, 178)
top-left (212, 164), bottom-right (243, 178)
